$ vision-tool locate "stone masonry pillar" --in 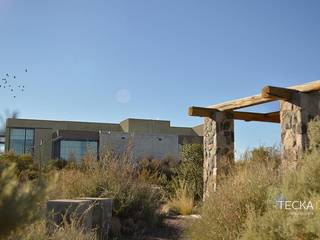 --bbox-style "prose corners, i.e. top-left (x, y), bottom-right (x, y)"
top-left (280, 92), bottom-right (320, 169)
top-left (203, 111), bottom-right (234, 199)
